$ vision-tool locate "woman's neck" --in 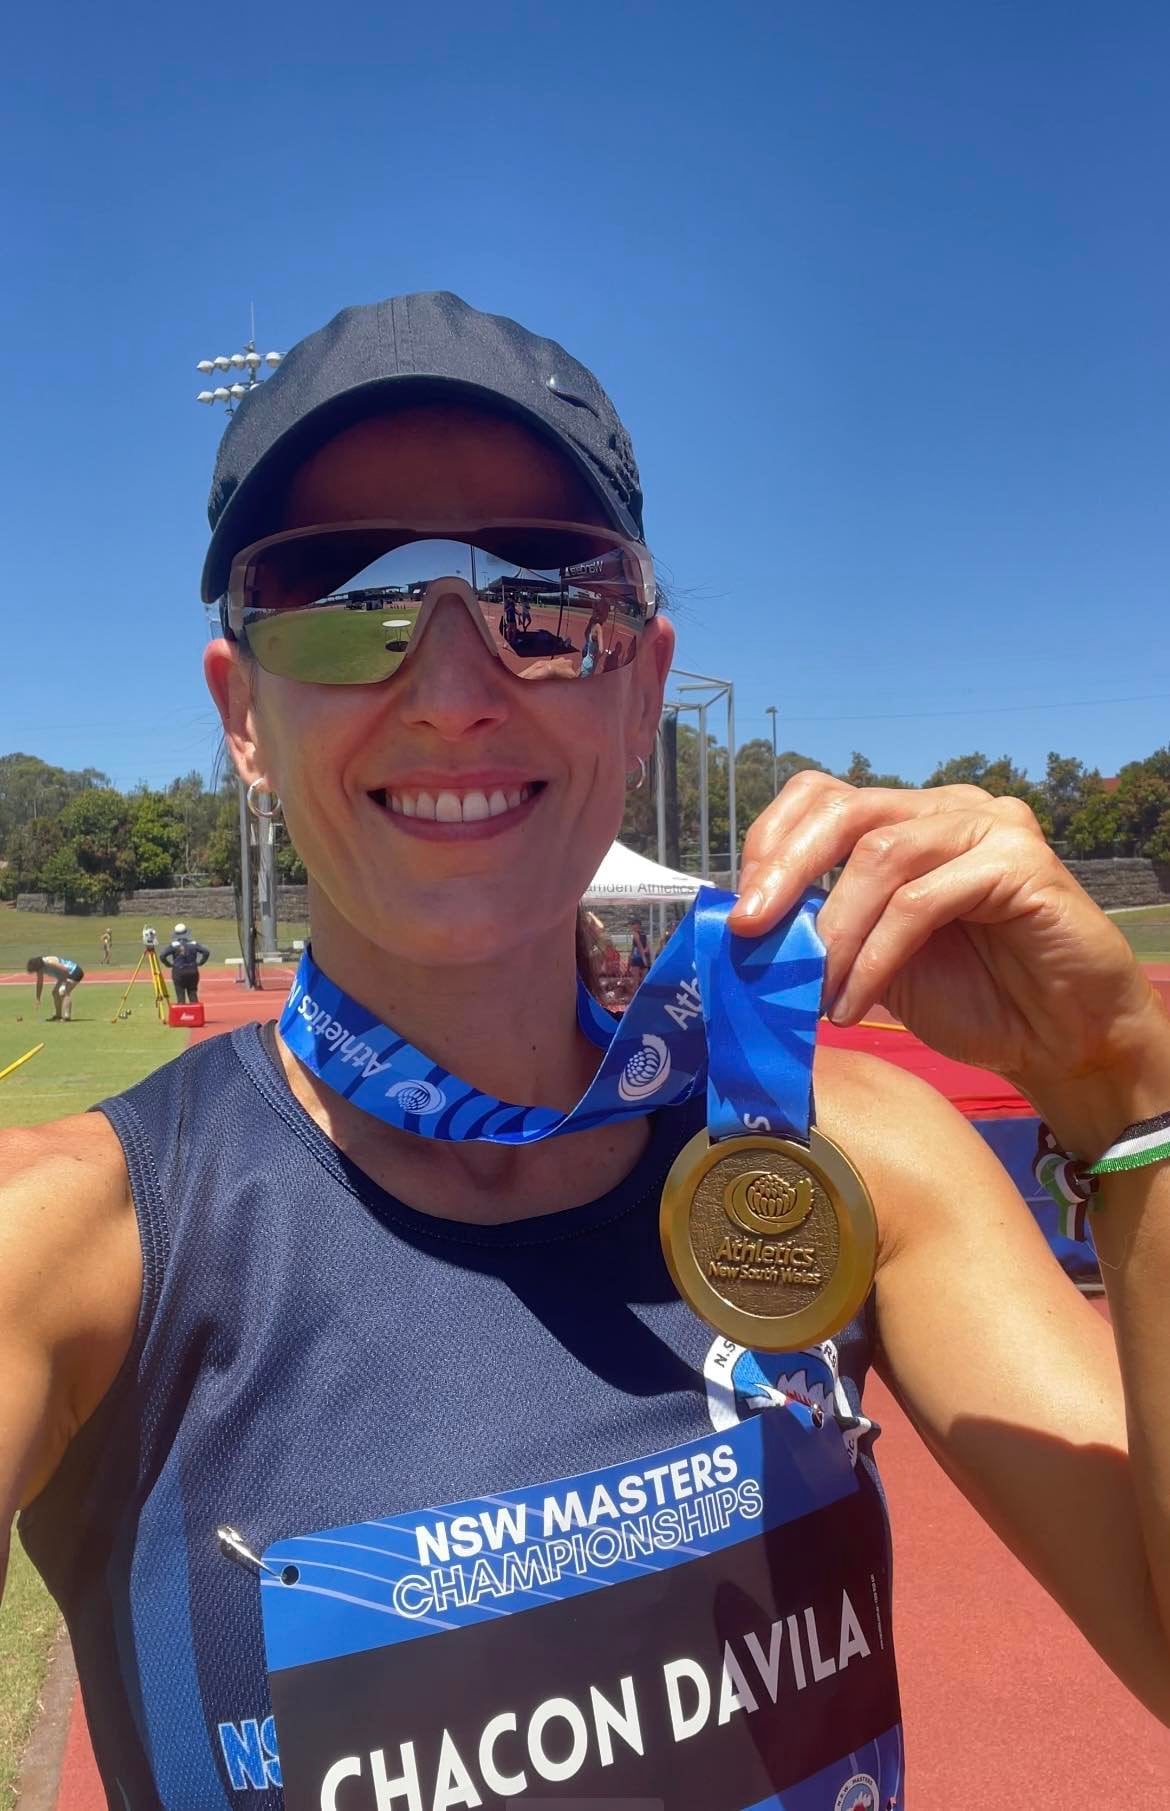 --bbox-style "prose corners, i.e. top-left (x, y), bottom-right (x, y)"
top-left (275, 892), bottom-right (653, 1222)
top-left (302, 892), bottom-right (600, 1112)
